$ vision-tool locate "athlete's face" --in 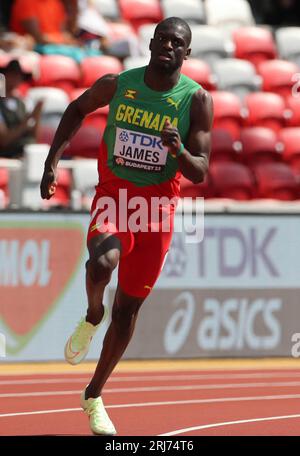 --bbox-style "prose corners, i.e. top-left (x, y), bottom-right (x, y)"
top-left (149, 25), bottom-right (191, 72)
